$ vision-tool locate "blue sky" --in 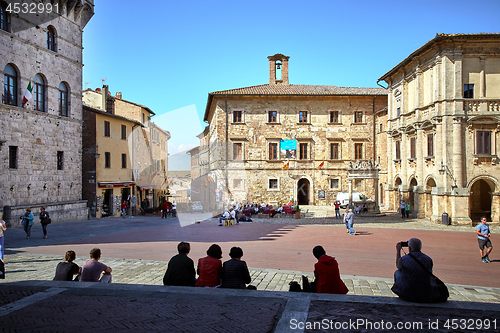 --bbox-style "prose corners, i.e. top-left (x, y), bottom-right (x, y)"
top-left (83, 0), bottom-right (500, 154)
